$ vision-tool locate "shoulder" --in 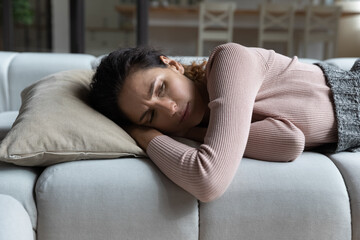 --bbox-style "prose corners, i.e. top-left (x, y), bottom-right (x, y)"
top-left (207, 43), bottom-right (250, 63)
top-left (204, 43), bottom-right (266, 98)
top-left (205, 43), bottom-right (271, 79)
top-left (206, 43), bottom-right (269, 72)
